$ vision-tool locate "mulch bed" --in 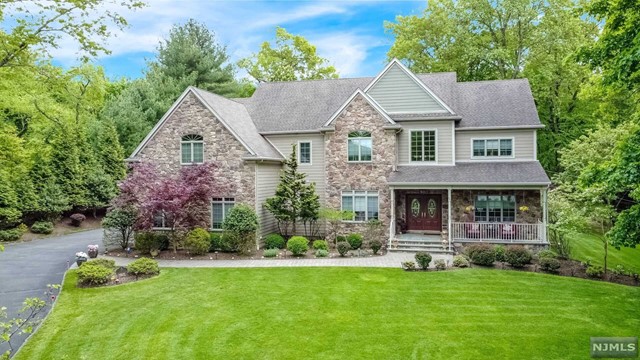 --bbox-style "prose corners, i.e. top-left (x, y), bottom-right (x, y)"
top-left (480, 259), bottom-right (639, 287)
top-left (77, 266), bottom-right (158, 288)
top-left (105, 247), bottom-right (385, 260)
